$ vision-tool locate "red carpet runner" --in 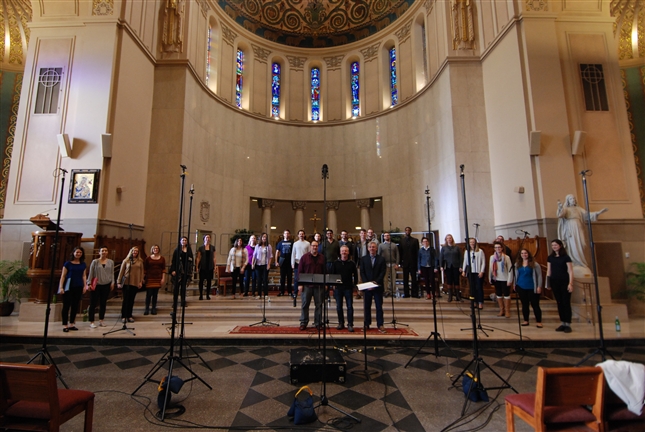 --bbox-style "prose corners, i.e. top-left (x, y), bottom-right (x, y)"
top-left (230, 325), bottom-right (418, 336)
